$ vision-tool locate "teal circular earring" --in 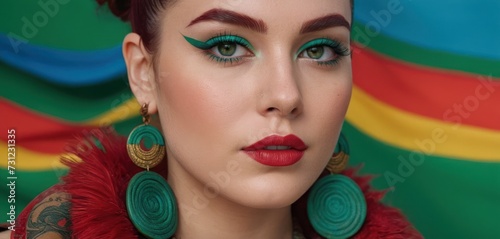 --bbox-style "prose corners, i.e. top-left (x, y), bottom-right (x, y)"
top-left (127, 123), bottom-right (165, 169)
top-left (326, 133), bottom-right (350, 174)
top-left (307, 133), bottom-right (366, 239)
top-left (307, 175), bottom-right (366, 239)
top-left (126, 103), bottom-right (178, 239)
